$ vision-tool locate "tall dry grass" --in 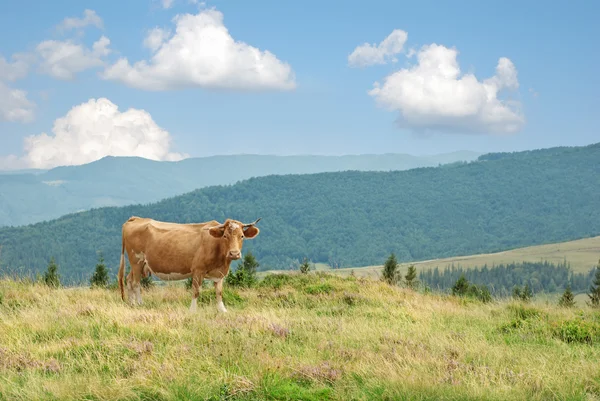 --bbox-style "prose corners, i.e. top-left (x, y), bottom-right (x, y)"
top-left (0, 273), bottom-right (599, 400)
